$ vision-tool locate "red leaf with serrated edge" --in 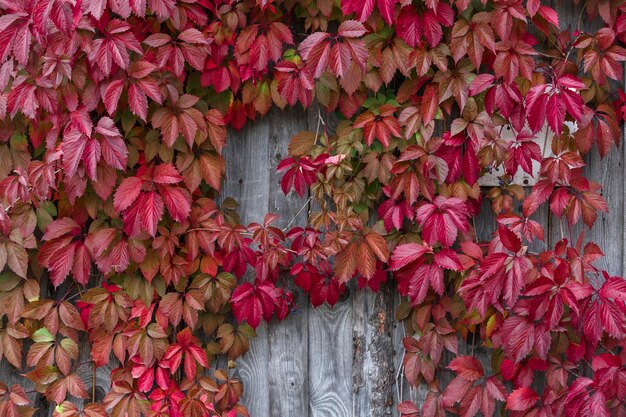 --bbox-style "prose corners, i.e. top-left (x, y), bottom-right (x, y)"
top-left (397, 6), bottom-right (422, 47)
top-left (42, 218), bottom-right (81, 241)
top-left (390, 243), bottom-right (430, 271)
top-left (422, 4), bottom-right (454, 47)
top-left (526, 74), bottom-right (585, 135)
top-left (72, 243), bottom-right (92, 285)
top-left (47, 242), bottom-right (77, 287)
top-left (206, 109), bottom-right (227, 154)
top-left (337, 20), bottom-right (368, 38)
top-left (416, 197), bottom-right (470, 248)
top-left (421, 84), bottom-right (439, 126)
top-left (138, 191), bottom-right (164, 237)
top-left (103, 79), bottom-right (125, 116)
top-left (498, 226), bottom-right (521, 253)
top-left (152, 163), bottom-right (183, 184)
top-left (231, 282), bottom-right (279, 329)
top-left (469, 74), bottom-right (495, 96)
top-left (433, 249), bottom-right (462, 271)
top-left (397, 401), bottom-right (419, 417)
top-left (341, 0), bottom-right (375, 22)
top-left (378, 0), bottom-right (398, 25)
top-left (448, 356), bottom-right (484, 380)
top-left (538, 5), bottom-right (559, 27)
top-left (114, 177), bottom-right (143, 212)
top-left (506, 387), bottom-right (539, 411)
top-left (599, 275), bottom-right (626, 302)
top-left (128, 83), bottom-right (148, 121)
top-left (159, 186), bottom-right (191, 222)
top-left (298, 32), bottom-right (331, 78)
top-left (277, 157), bottom-right (318, 197)
top-left (161, 328), bottom-right (208, 381)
